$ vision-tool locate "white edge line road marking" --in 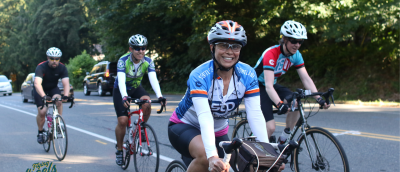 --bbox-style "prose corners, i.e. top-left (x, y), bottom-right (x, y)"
top-left (0, 103), bottom-right (175, 163)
